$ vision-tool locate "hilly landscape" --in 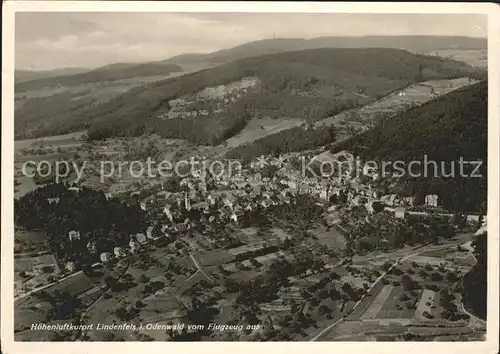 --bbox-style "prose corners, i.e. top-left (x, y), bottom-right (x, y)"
top-left (14, 36), bottom-right (487, 141)
top-left (13, 30), bottom-right (490, 343)
top-left (15, 62), bottom-right (182, 92)
top-left (18, 47), bottom-right (483, 142)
